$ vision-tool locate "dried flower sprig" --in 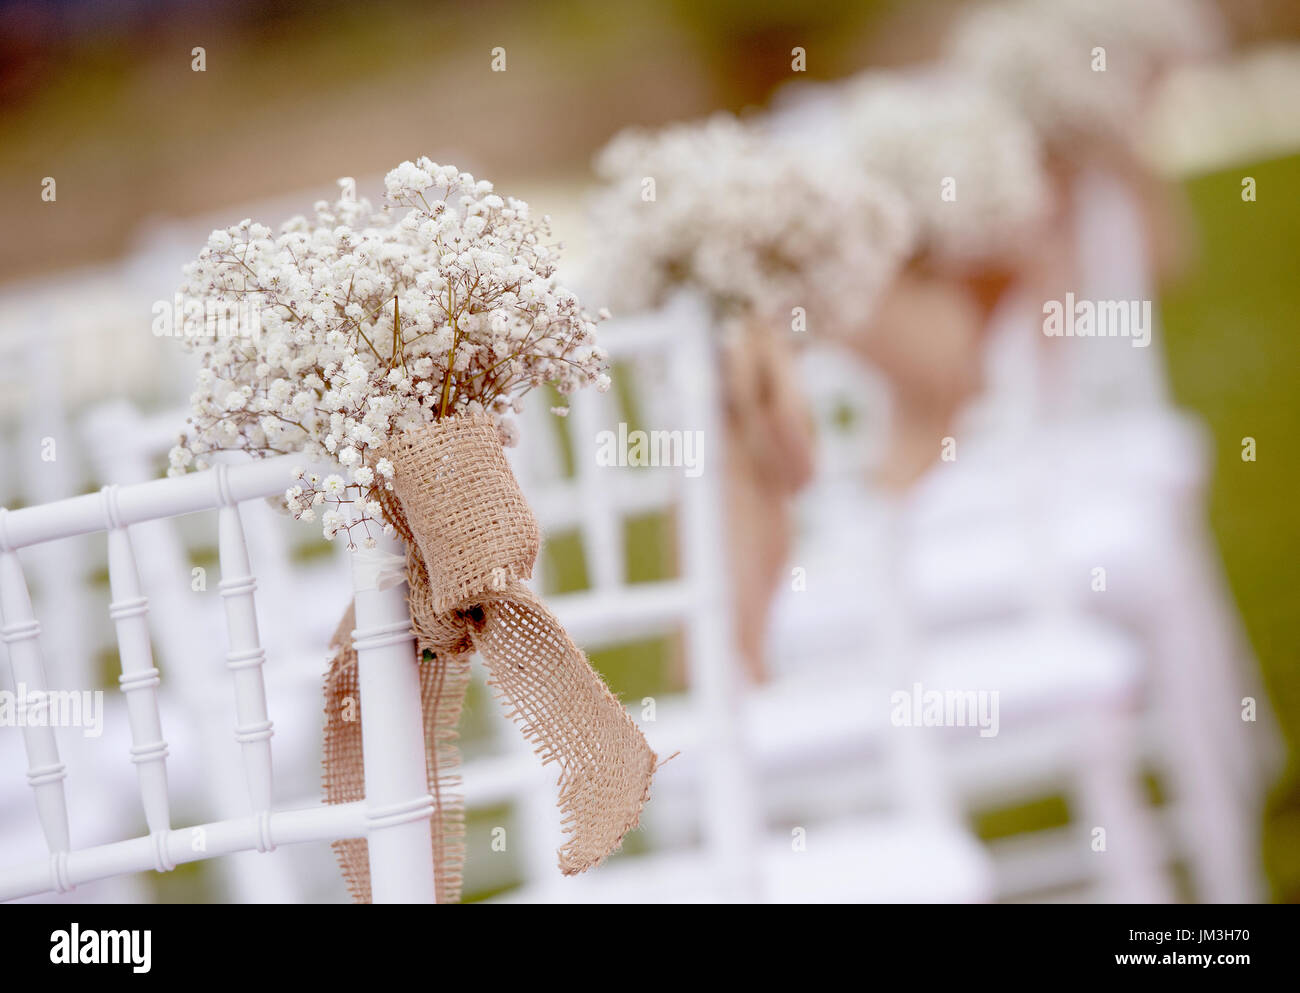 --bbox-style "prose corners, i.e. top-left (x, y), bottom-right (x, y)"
top-left (170, 159), bottom-right (610, 543)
